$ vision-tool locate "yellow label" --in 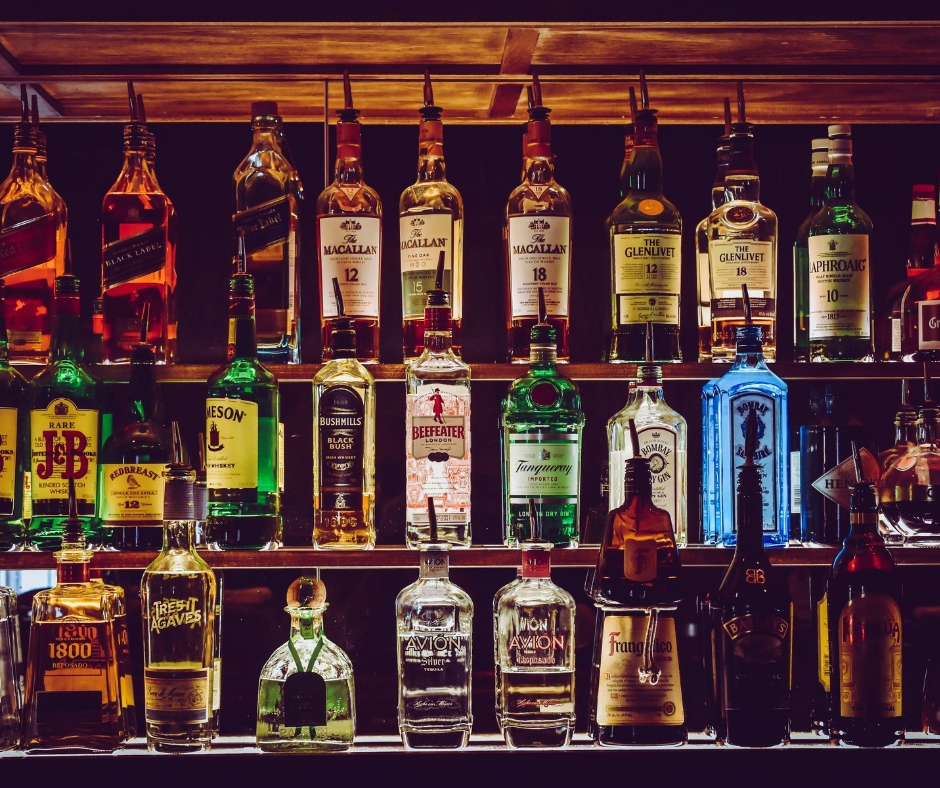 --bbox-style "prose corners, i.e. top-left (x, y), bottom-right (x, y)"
top-left (30, 398), bottom-right (98, 504)
top-left (597, 614), bottom-right (684, 726)
top-left (709, 240), bottom-right (773, 292)
top-left (22, 471), bottom-right (31, 519)
top-left (100, 463), bottom-right (166, 523)
top-left (144, 668), bottom-right (210, 723)
top-left (613, 233), bottom-right (681, 296)
top-left (838, 593), bottom-right (902, 719)
top-left (213, 657), bottom-right (221, 712)
top-left (277, 422), bottom-right (285, 492)
top-left (0, 407), bottom-right (16, 512)
top-left (817, 593), bottom-right (830, 692)
top-left (205, 398), bottom-right (258, 490)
